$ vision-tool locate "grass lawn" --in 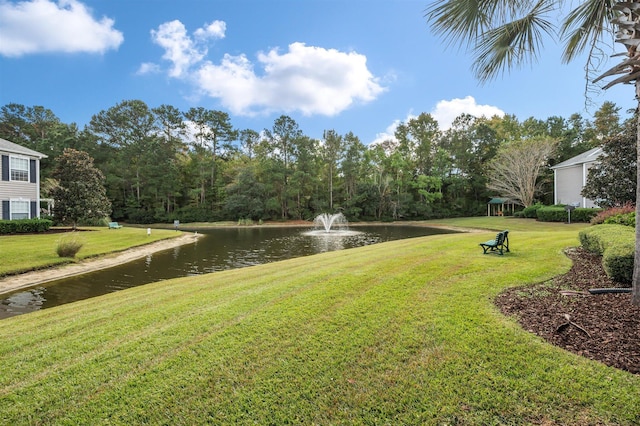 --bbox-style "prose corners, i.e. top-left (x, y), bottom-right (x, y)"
top-left (0, 218), bottom-right (638, 425)
top-left (0, 227), bottom-right (184, 277)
